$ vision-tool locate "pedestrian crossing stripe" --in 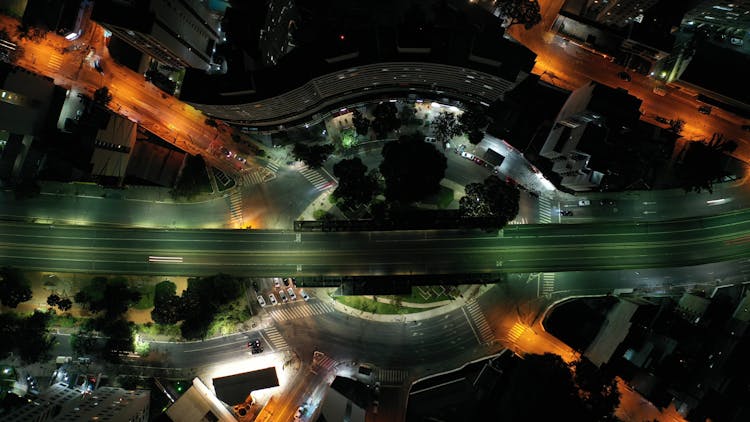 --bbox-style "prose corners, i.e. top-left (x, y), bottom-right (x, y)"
top-left (540, 272), bottom-right (555, 296)
top-left (269, 302), bottom-right (334, 321)
top-left (299, 166), bottom-right (335, 191)
top-left (48, 54), bottom-right (63, 70)
top-left (266, 161), bottom-right (280, 172)
top-left (311, 351), bottom-right (337, 374)
top-left (464, 300), bottom-right (495, 345)
top-left (228, 191), bottom-right (243, 224)
top-left (377, 369), bottom-right (408, 386)
top-left (538, 196), bottom-right (552, 224)
top-left (262, 326), bottom-right (288, 351)
top-left (507, 322), bottom-right (527, 343)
